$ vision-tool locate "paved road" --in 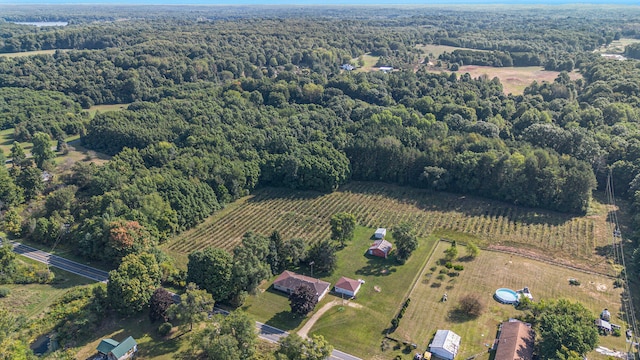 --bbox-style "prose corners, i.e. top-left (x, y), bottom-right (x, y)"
top-left (11, 242), bottom-right (109, 282)
top-left (12, 242), bottom-right (361, 360)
